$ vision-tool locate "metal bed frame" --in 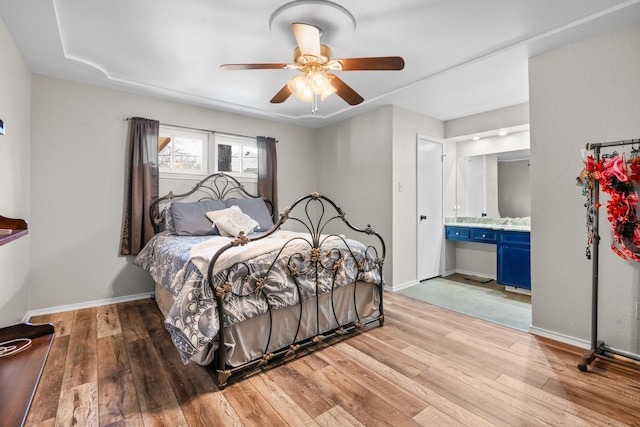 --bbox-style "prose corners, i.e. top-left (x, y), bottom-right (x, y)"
top-left (148, 173), bottom-right (385, 386)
